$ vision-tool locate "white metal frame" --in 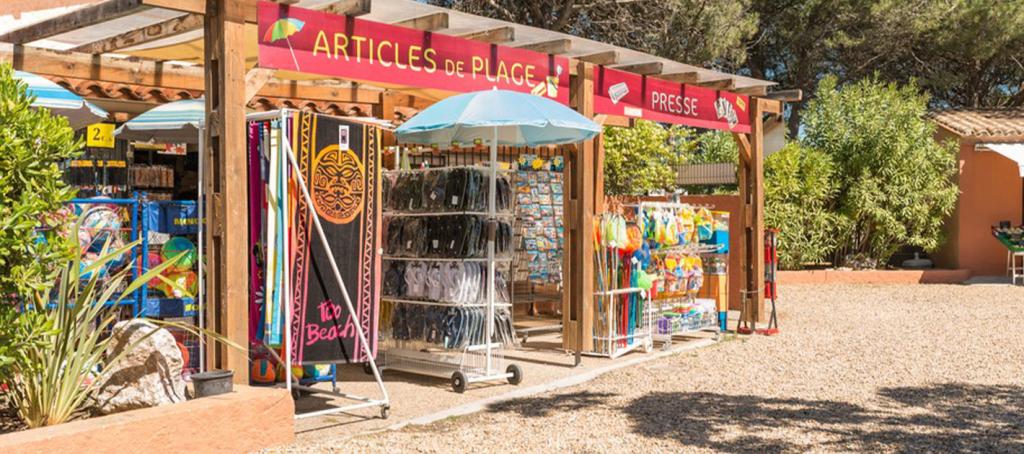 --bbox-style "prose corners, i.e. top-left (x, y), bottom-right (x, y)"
top-left (1009, 250), bottom-right (1024, 285)
top-left (586, 287), bottom-right (654, 359)
top-left (250, 110), bottom-right (390, 420)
